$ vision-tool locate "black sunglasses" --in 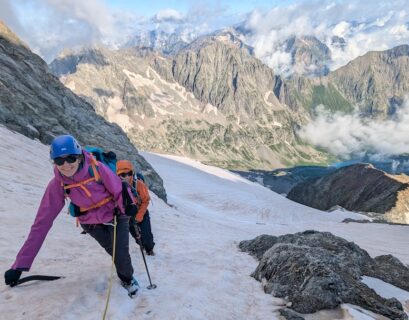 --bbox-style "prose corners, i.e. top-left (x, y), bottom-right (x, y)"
top-left (54, 155), bottom-right (80, 166)
top-left (119, 171), bottom-right (133, 178)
